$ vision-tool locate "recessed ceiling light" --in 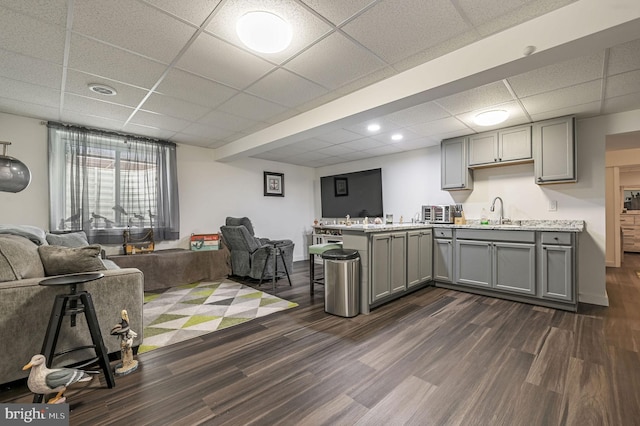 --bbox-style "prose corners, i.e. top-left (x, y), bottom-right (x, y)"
top-left (367, 124), bottom-right (381, 132)
top-left (236, 11), bottom-right (292, 54)
top-left (88, 83), bottom-right (117, 96)
top-left (474, 110), bottom-right (509, 126)
top-left (391, 133), bottom-right (403, 141)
